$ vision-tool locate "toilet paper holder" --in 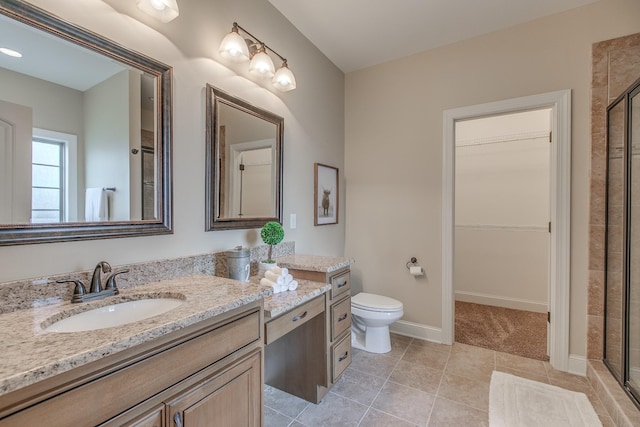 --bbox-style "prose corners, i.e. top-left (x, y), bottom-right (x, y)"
top-left (405, 257), bottom-right (418, 269)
